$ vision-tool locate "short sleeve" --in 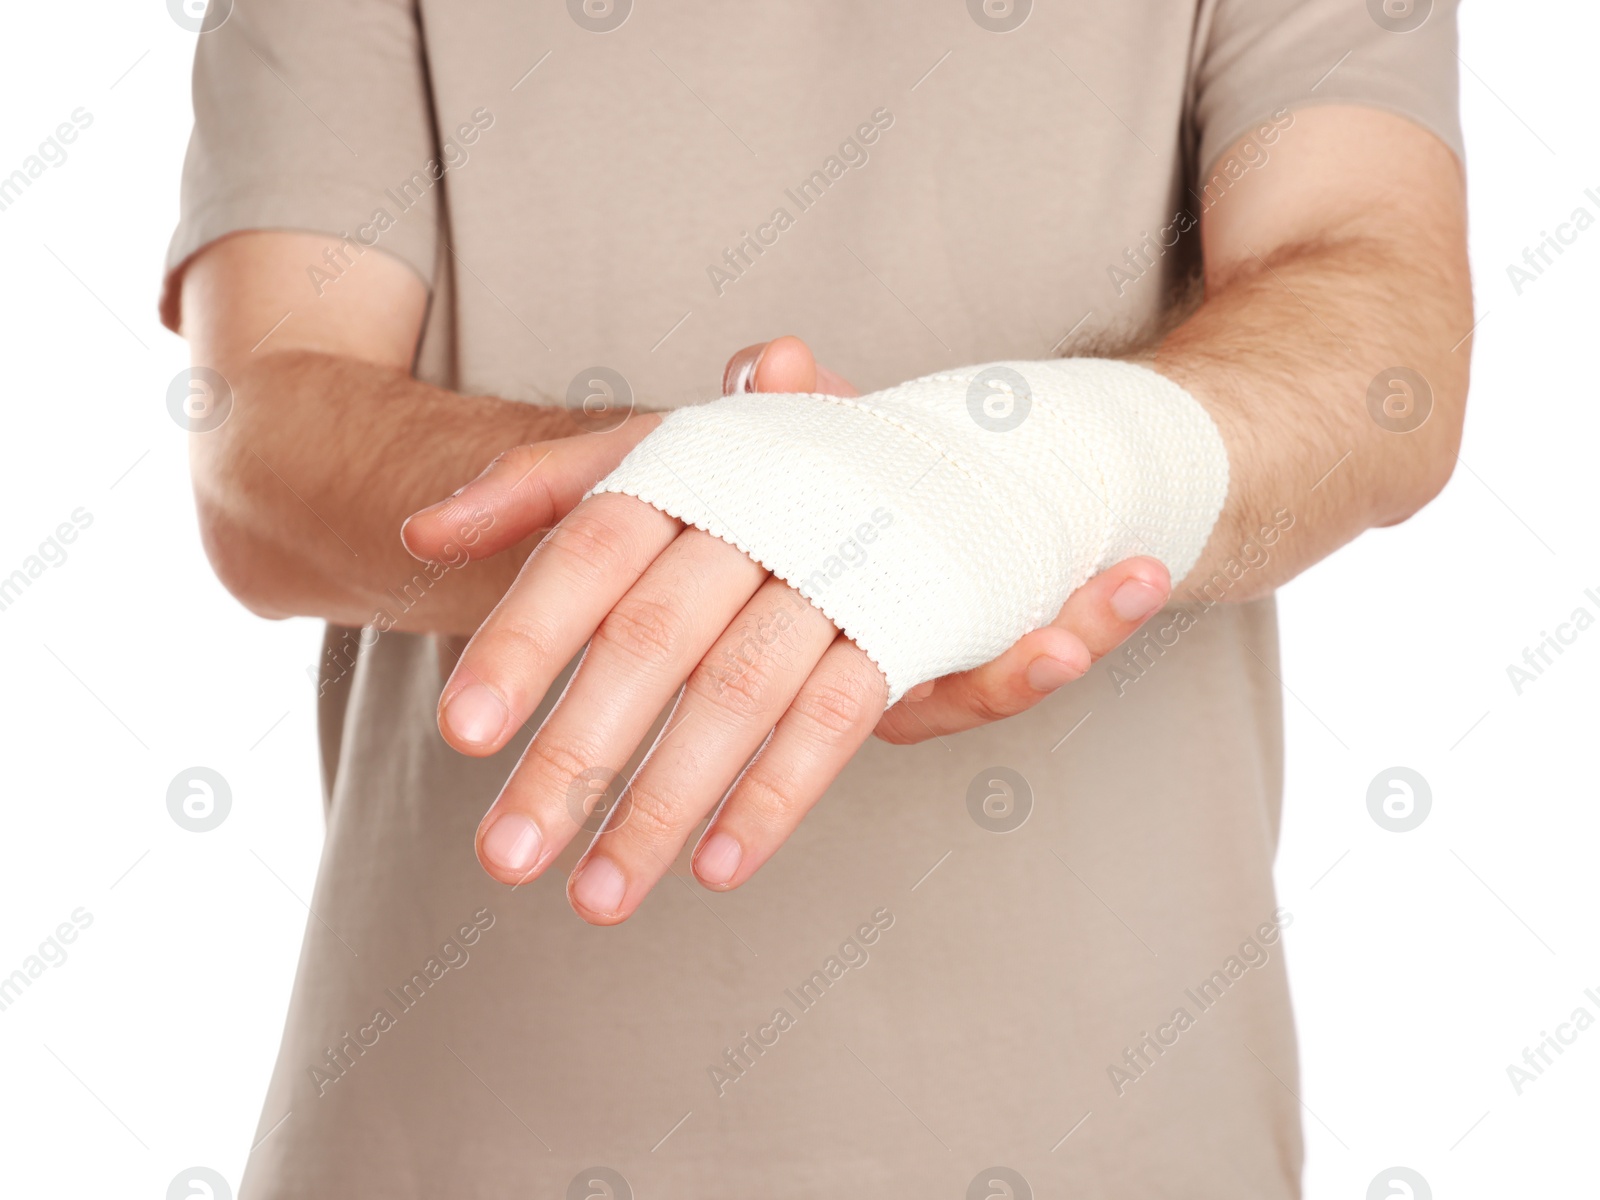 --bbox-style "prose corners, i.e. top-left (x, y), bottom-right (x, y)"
top-left (1191, 0), bottom-right (1464, 182)
top-left (160, 0), bottom-right (439, 332)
